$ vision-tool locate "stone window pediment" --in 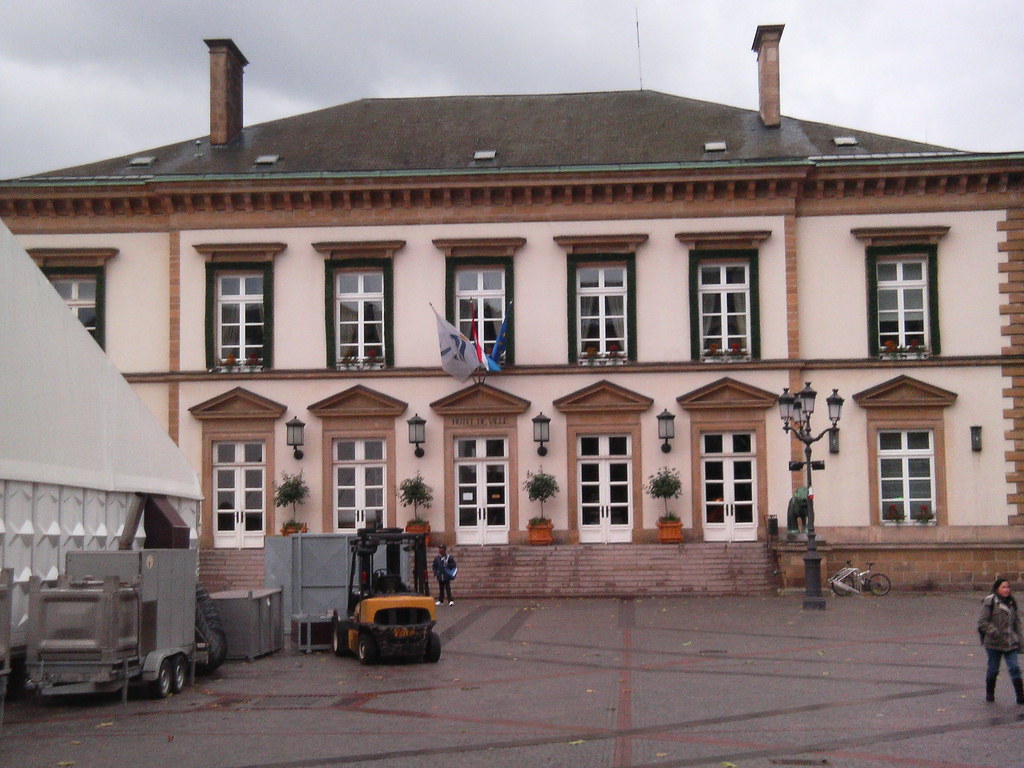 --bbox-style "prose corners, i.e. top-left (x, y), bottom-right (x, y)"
top-left (189, 387), bottom-right (287, 420)
top-left (433, 237), bottom-right (526, 259)
top-left (28, 247), bottom-right (118, 269)
top-left (852, 375), bottom-right (957, 409)
top-left (313, 240), bottom-right (406, 260)
top-left (308, 385), bottom-right (407, 418)
top-left (431, 382), bottom-right (530, 416)
top-left (554, 234), bottom-right (648, 255)
top-left (194, 242), bottom-right (286, 263)
top-left (675, 230), bottom-right (772, 251)
top-left (678, 377), bottom-right (778, 411)
top-left (553, 380), bottom-right (653, 414)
